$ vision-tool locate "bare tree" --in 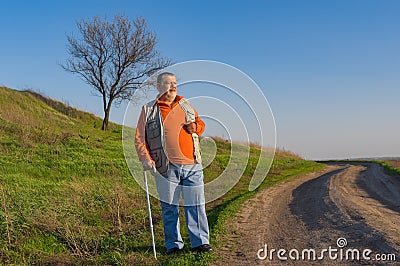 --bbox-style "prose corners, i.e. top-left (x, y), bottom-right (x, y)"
top-left (62, 15), bottom-right (170, 130)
